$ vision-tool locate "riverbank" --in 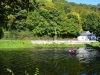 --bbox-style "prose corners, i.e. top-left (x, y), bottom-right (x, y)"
top-left (0, 40), bottom-right (99, 49)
